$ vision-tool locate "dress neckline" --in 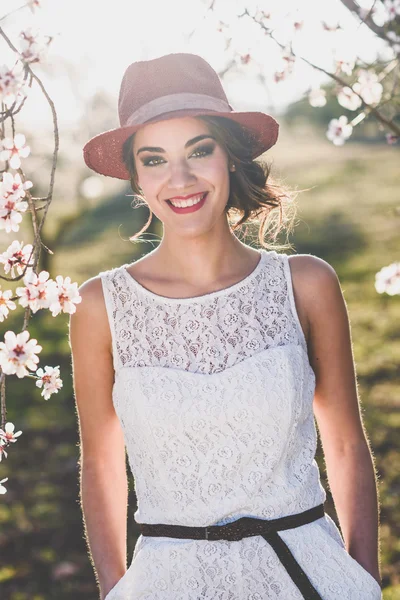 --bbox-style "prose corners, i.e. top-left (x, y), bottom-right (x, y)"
top-left (119, 248), bottom-right (272, 305)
